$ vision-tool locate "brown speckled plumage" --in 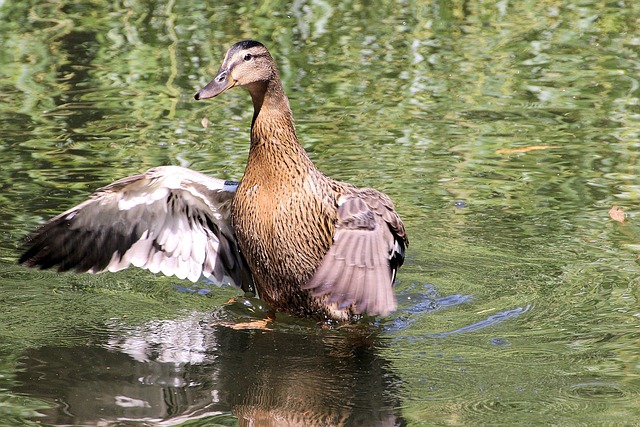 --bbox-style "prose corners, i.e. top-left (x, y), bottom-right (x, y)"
top-left (19, 40), bottom-right (407, 322)
top-left (195, 40), bottom-right (407, 320)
